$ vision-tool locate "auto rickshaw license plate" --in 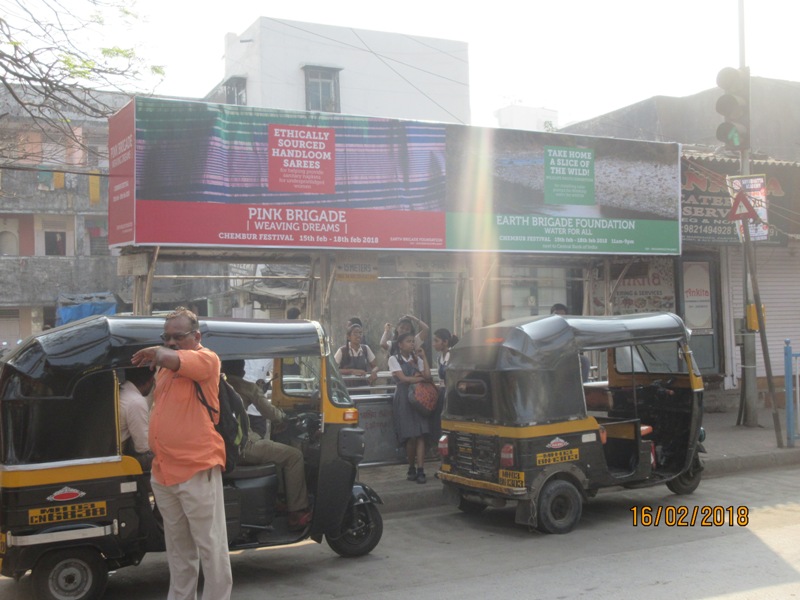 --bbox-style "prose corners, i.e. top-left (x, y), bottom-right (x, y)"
top-left (499, 469), bottom-right (525, 488)
top-left (28, 501), bottom-right (107, 525)
top-left (536, 448), bottom-right (580, 466)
